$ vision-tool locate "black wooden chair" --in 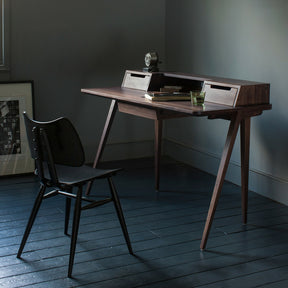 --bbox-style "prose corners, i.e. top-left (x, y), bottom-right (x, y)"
top-left (17, 112), bottom-right (133, 277)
